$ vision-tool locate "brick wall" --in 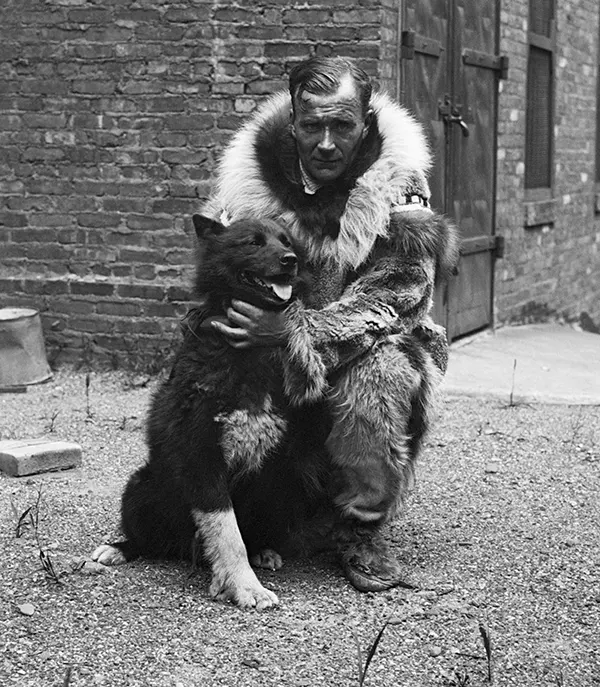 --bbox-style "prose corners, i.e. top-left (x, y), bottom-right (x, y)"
top-left (0, 0), bottom-right (389, 368)
top-left (496, 0), bottom-right (600, 327)
top-left (3, 0), bottom-right (599, 370)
